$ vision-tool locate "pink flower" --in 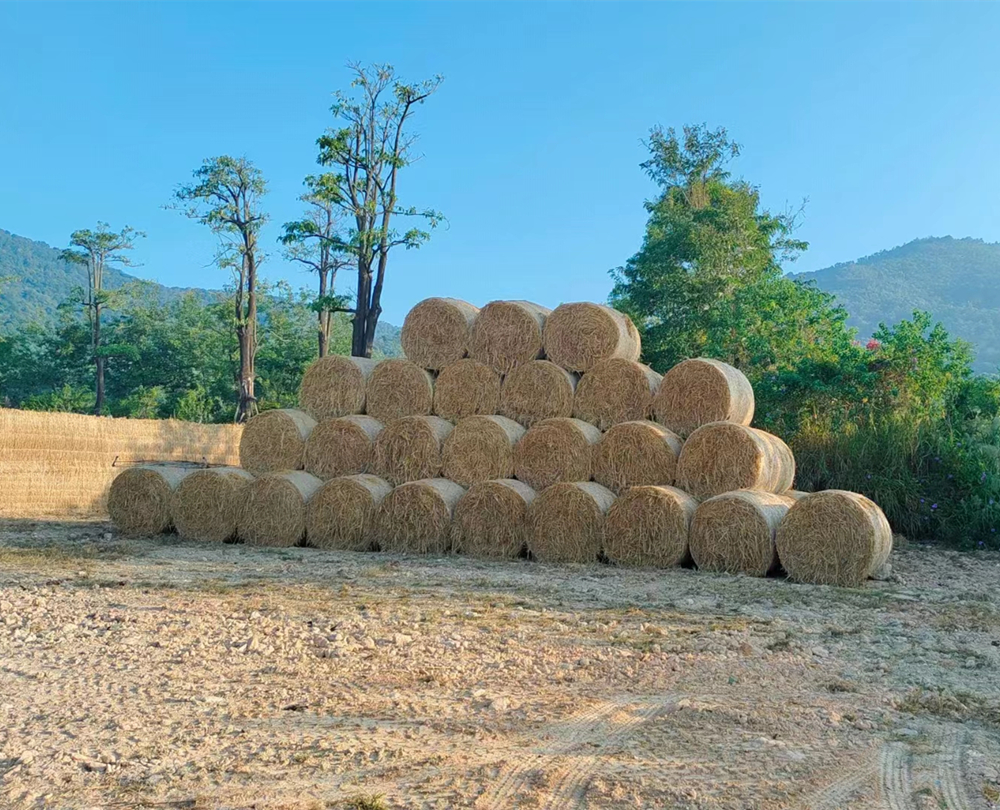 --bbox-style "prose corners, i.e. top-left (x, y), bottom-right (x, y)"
top-left (866, 339), bottom-right (881, 351)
